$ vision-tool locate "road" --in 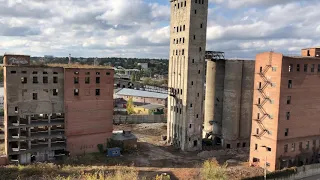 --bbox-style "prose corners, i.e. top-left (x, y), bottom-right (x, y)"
top-left (303, 175), bottom-right (320, 180)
